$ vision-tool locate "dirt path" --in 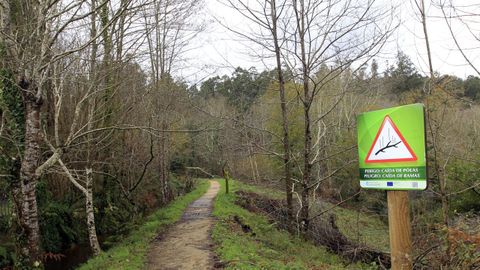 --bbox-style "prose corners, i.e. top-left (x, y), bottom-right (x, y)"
top-left (146, 180), bottom-right (220, 270)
